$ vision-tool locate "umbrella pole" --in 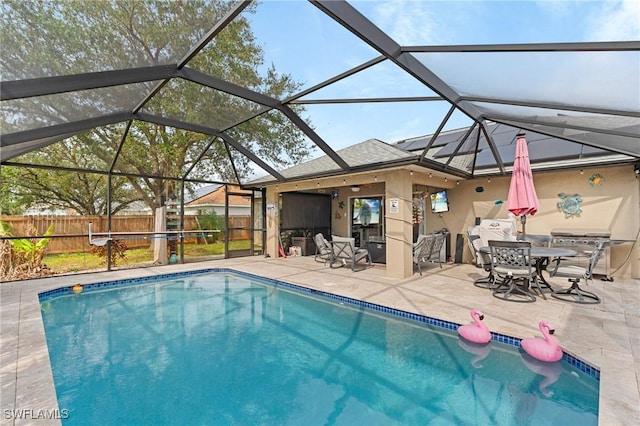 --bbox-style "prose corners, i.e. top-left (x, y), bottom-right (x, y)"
top-left (520, 215), bottom-right (527, 240)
